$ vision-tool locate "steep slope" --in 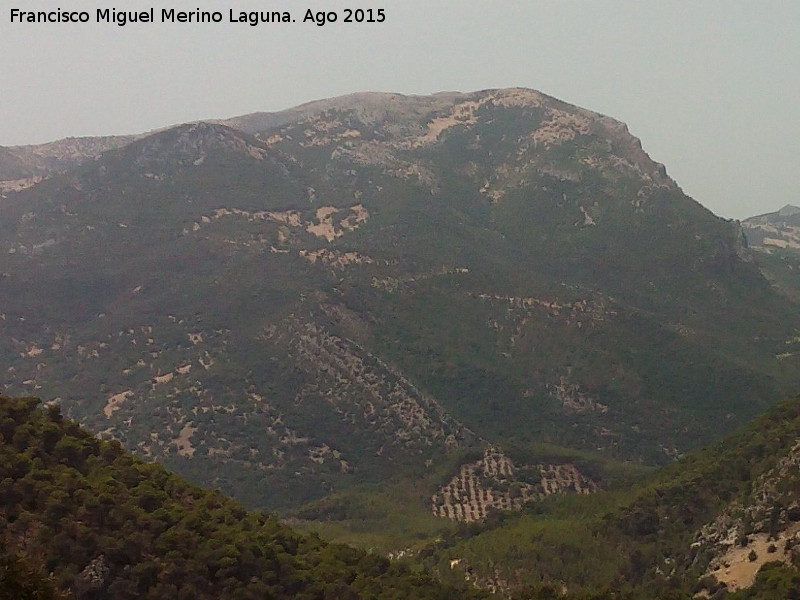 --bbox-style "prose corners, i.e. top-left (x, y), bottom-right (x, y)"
top-left (0, 395), bottom-right (484, 600)
top-left (0, 89), bottom-right (799, 515)
top-left (743, 205), bottom-right (800, 251)
top-left (742, 205), bottom-right (800, 302)
top-left (424, 396), bottom-right (800, 598)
